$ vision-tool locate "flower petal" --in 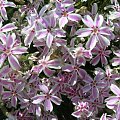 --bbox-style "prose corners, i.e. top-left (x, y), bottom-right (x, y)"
top-left (82, 84), bottom-right (91, 93)
top-left (32, 95), bottom-right (45, 104)
top-left (110, 84), bottom-right (120, 96)
top-left (11, 96), bottom-right (17, 107)
top-left (68, 13), bottom-right (81, 21)
top-left (62, 64), bottom-right (74, 72)
top-left (90, 55), bottom-right (100, 66)
top-left (82, 15), bottom-right (94, 28)
top-left (43, 67), bottom-right (55, 77)
top-left (46, 33), bottom-right (53, 48)
top-left (39, 84), bottom-right (49, 93)
top-left (2, 91), bottom-right (11, 99)
top-left (69, 71), bottom-right (77, 85)
top-left (0, 53), bottom-right (7, 68)
top-left (1, 23), bottom-right (17, 32)
top-left (86, 34), bottom-right (97, 50)
top-left (92, 86), bottom-right (99, 99)
top-left (37, 29), bottom-right (47, 39)
top-left (51, 96), bottom-right (62, 105)
top-left (72, 110), bottom-right (81, 118)
top-left (98, 35), bottom-right (110, 47)
top-left (44, 99), bottom-right (53, 112)
top-left (8, 54), bottom-right (20, 70)
top-left (11, 47), bottom-right (27, 54)
top-left (94, 14), bottom-right (104, 27)
top-left (76, 28), bottom-right (92, 37)
top-left (59, 17), bottom-right (68, 29)
top-left (24, 30), bottom-right (35, 46)
top-left (1, 7), bottom-right (8, 20)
